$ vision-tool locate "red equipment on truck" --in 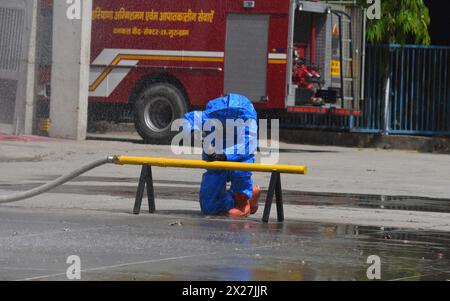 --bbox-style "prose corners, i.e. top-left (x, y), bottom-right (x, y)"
top-left (37, 0), bottom-right (362, 142)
